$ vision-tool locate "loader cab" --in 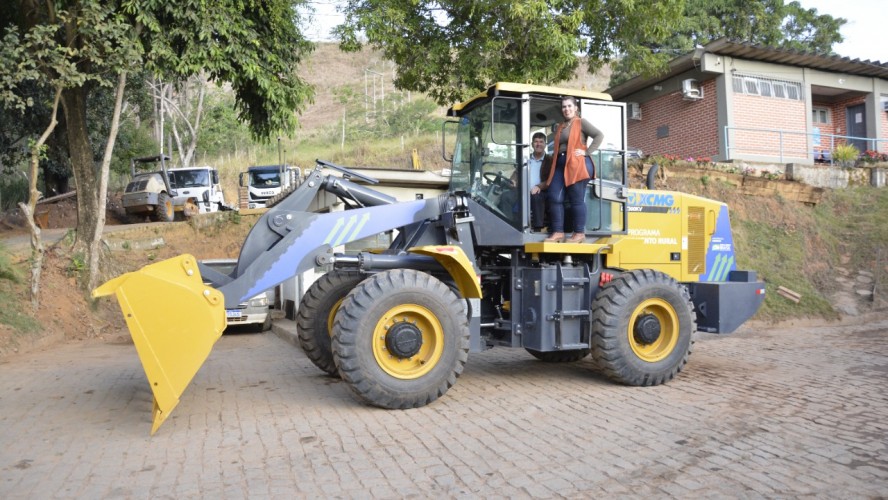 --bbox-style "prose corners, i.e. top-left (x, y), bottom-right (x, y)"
top-left (445, 83), bottom-right (630, 238)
